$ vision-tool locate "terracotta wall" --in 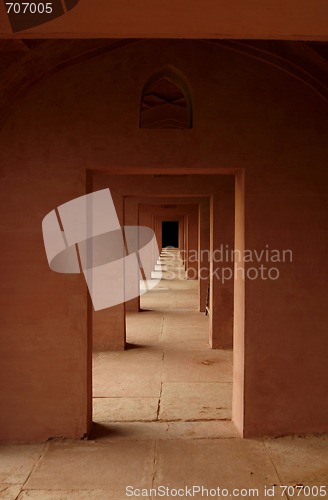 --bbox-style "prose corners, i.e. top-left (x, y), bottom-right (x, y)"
top-left (1, 0), bottom-right (328, 39)
top-left (0, 40), bottom-right (327, 440)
